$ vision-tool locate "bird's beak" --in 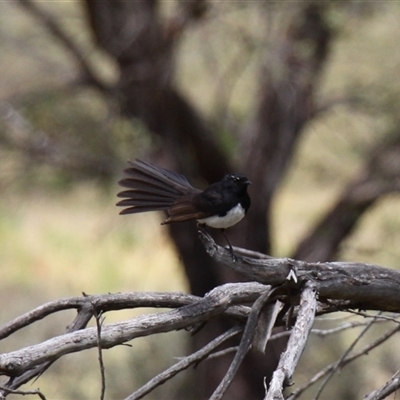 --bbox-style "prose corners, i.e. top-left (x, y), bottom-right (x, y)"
top-left (245, 180), bottom-right (251, 185)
